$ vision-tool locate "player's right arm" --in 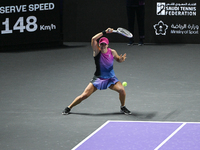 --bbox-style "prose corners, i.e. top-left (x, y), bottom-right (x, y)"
top-left (91, 28), bottom-right (113, 57)
top-left (91, 32), bottom-right (102, 57)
